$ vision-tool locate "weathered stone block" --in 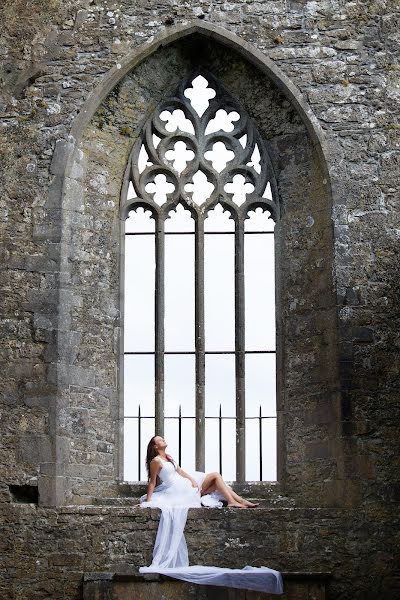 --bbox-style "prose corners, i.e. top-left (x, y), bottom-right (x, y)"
top-left (351, 326), bottom-right (374, 343)
top-left (304, 442), bottom-right (333, 461)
